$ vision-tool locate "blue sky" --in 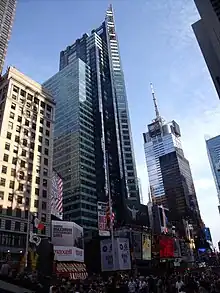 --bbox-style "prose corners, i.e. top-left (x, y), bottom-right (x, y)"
top-left (5, 0), bottom-right (220, 246)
